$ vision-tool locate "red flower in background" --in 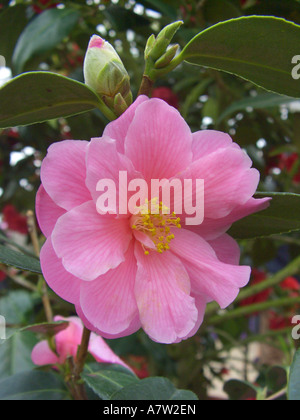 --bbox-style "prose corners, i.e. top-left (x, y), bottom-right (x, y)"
top-left (240, 269), bottom-right (271, 307)
top-left (0, 271), bottom-right (6, 282)
top-left (240, 270), bottom-right (299, 326)
top-left (281, 277), bottom-right (300, 295)
top-left (32, 0), bottom-right (59, 14)
top-left (269, 276), bottom-right (299, 330)
top-left (266, 152), bottom-right (300, 183)
top-left (152, 87), bottom-right (179, 109)
top-left (2, 205), bottom-right (28, 235)
top-left (269, 312), bottom-right (292, 330)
